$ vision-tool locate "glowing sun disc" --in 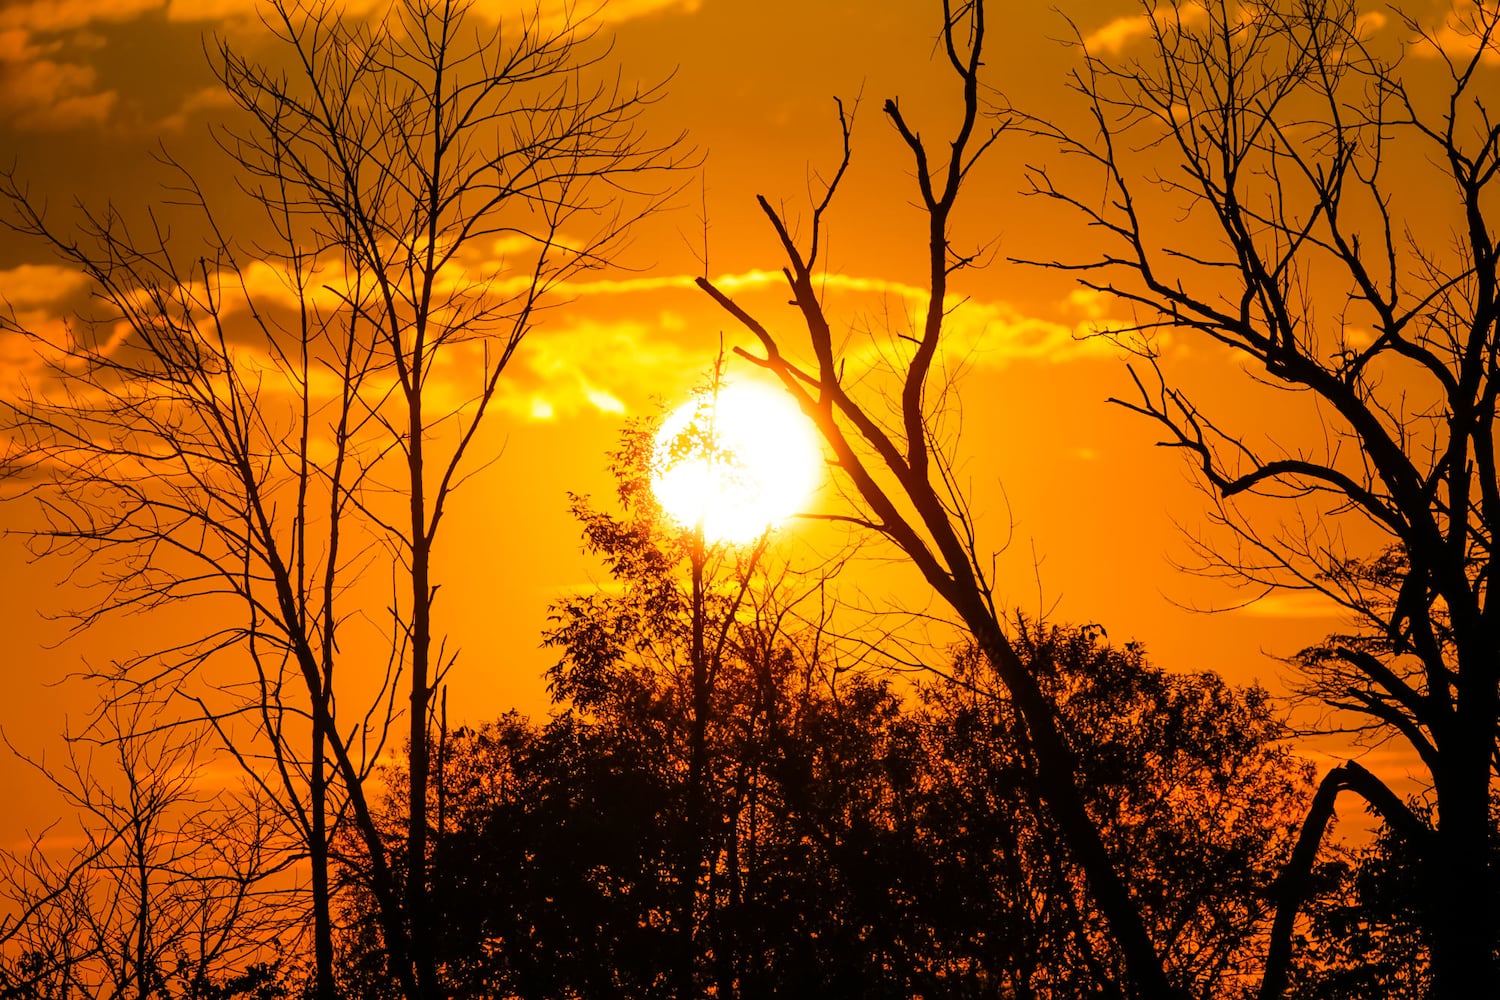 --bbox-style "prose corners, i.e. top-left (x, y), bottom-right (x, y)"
top-left (652, 381), bottom-right (822, 544)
